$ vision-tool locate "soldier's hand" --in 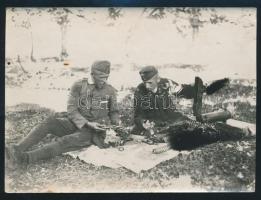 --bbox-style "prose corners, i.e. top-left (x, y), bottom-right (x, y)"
top-left (86, 122), bottom-right (106, 132)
